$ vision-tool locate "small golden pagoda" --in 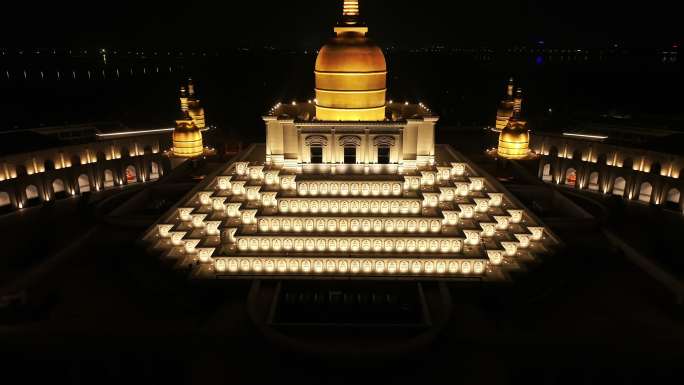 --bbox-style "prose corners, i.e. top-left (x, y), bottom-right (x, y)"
top-left (497, 109), bottom-right (531, 159)
top-left (172, 111), bottom-right (204, 158)
top-left (172, 80), bottom-right (211, 159)
top-left (314, 0), bottom-right (387, 121)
